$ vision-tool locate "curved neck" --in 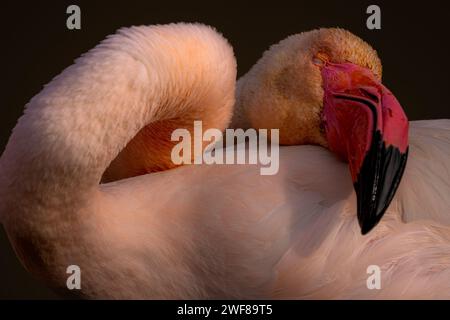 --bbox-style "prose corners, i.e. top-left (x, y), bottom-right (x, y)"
top-left (0, 24), bottom-right (236, 224)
